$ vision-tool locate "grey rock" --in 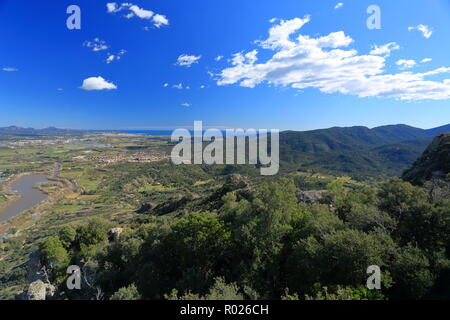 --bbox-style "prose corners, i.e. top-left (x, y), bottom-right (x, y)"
top-left (25, 280), bottom-right (56, 300)
top-left (297, 190), bottom-right (326, 203)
